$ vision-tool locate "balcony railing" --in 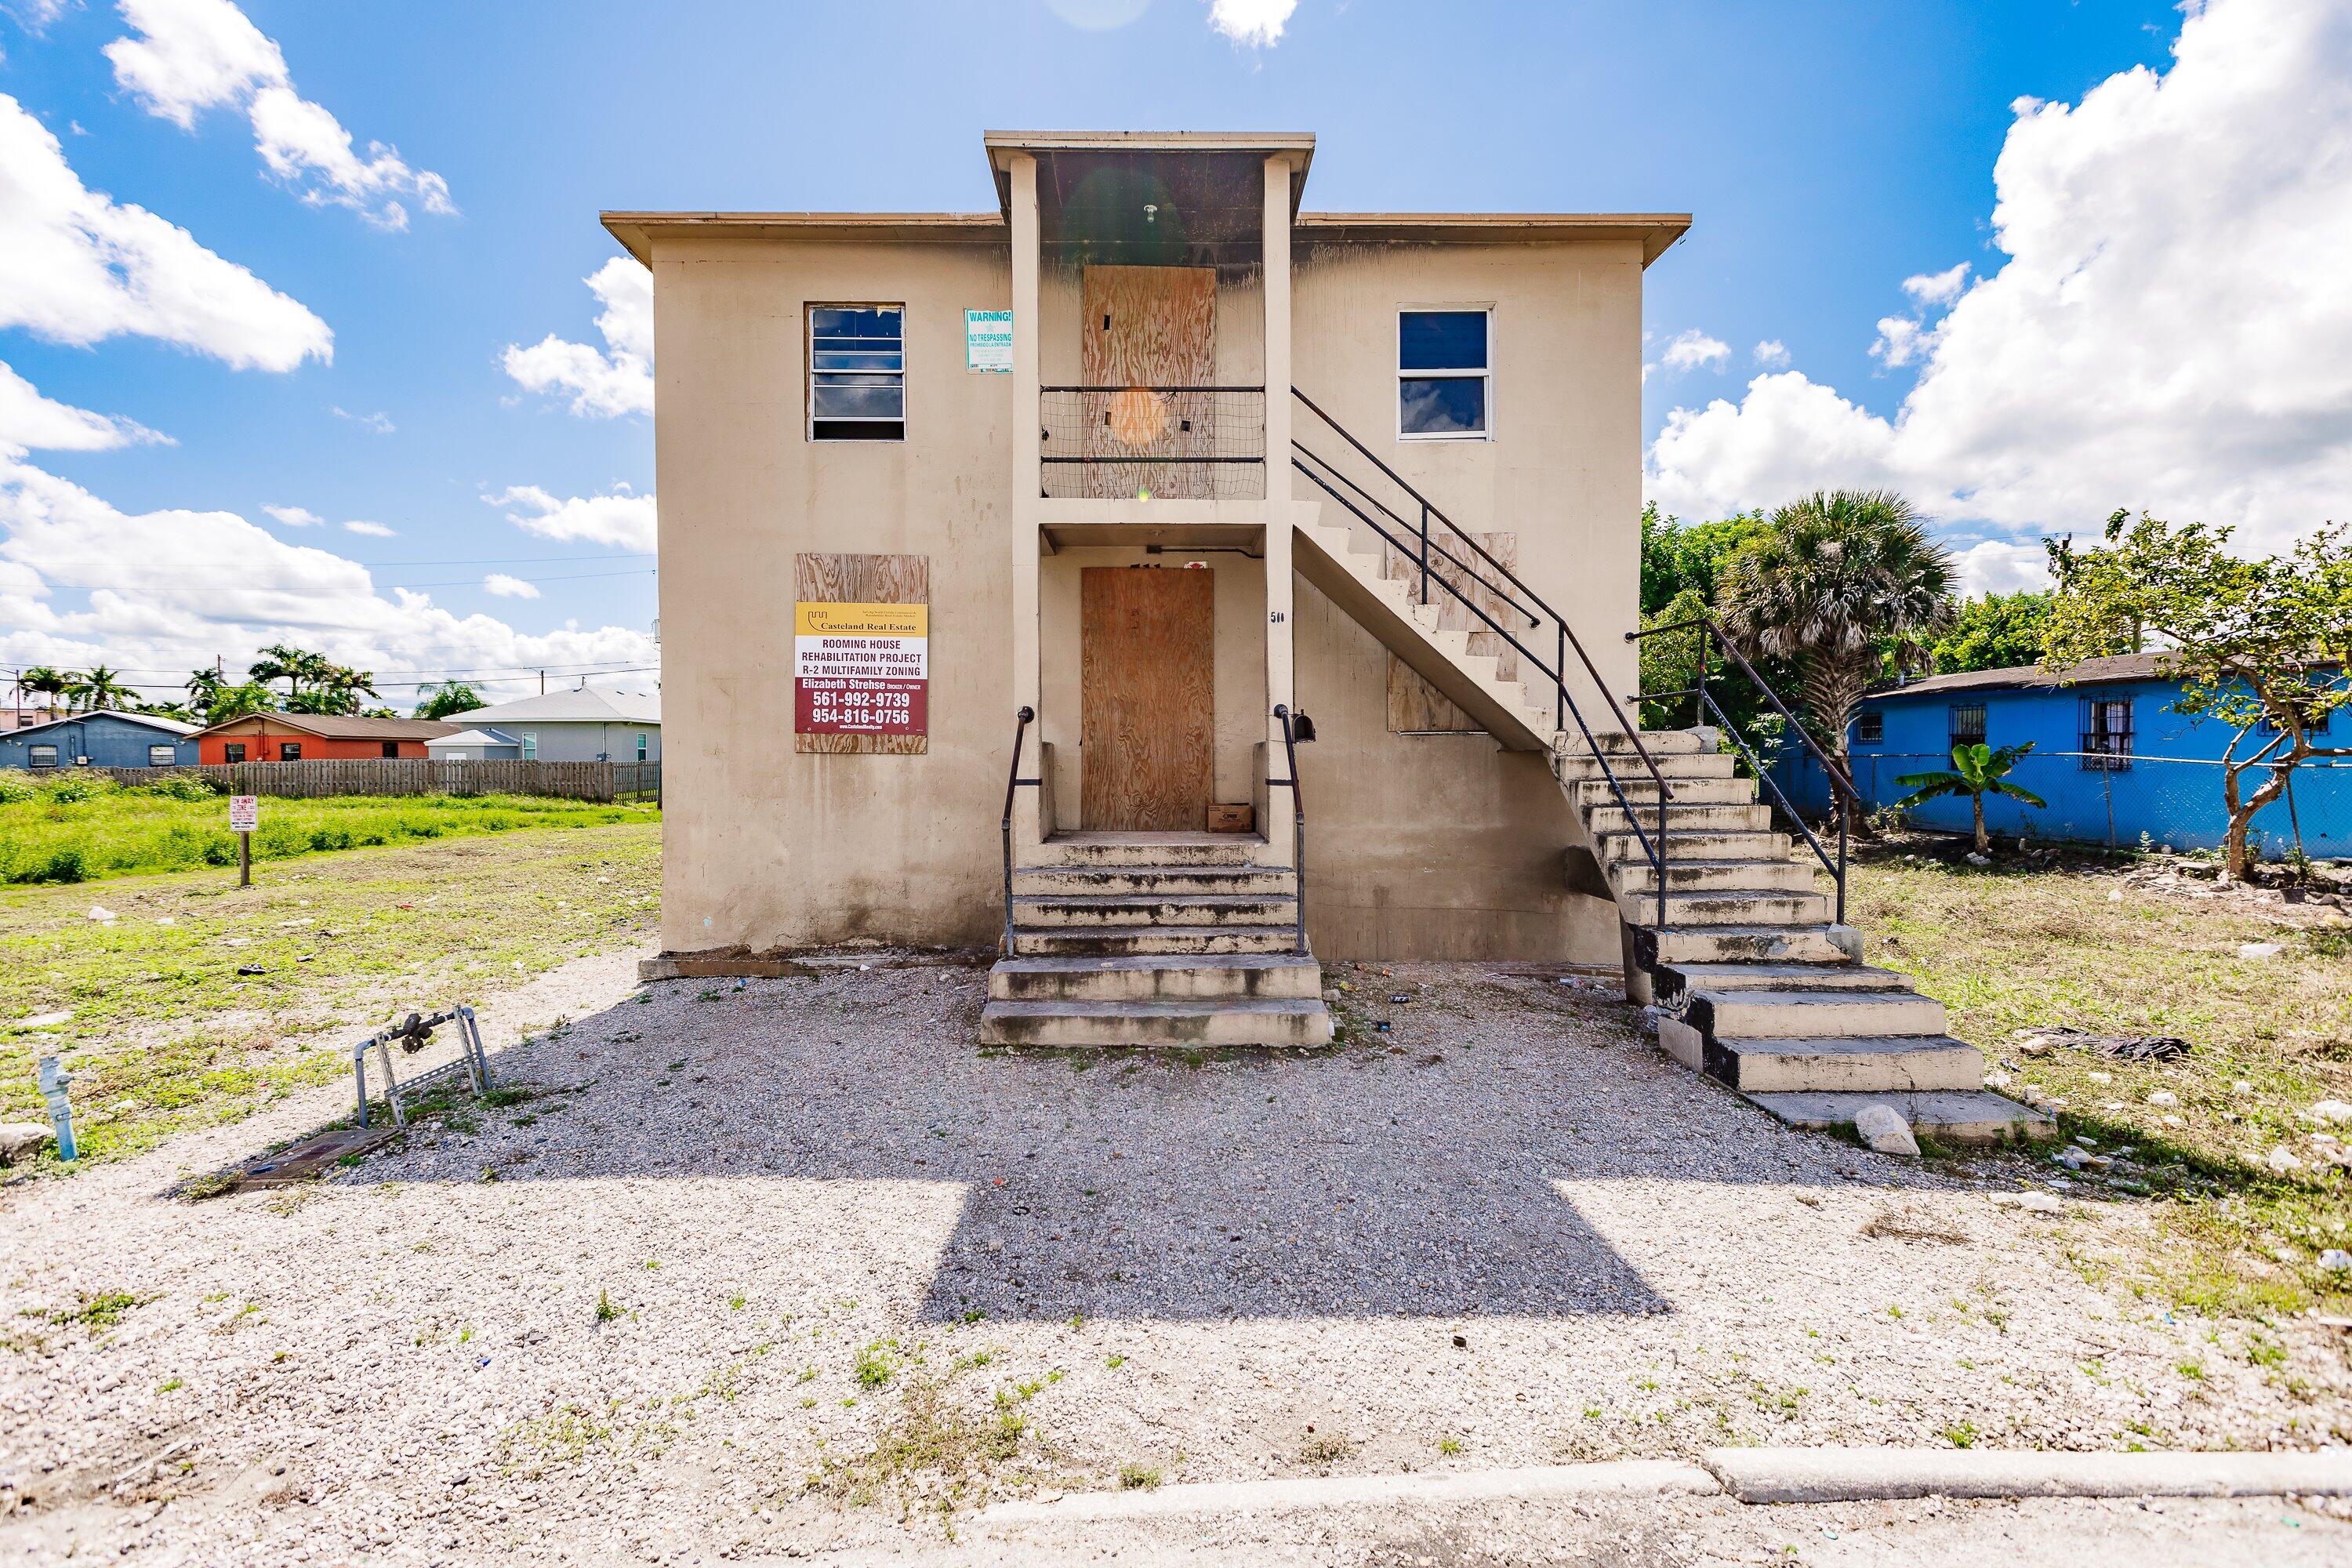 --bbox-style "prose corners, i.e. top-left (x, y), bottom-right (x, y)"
top-left (1039, 386), bottom-right (1265, 500)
